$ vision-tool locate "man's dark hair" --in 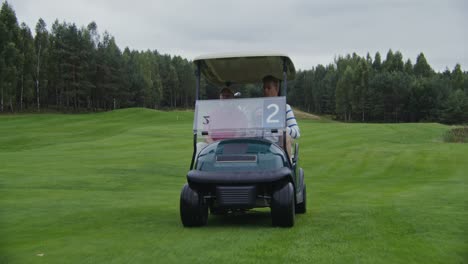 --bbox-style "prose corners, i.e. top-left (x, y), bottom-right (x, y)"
top-left (262, 75), bottom-right (280, 85)
top-left (262, 75), bottom-right (281, 96)
top-left (219, 87), bottom-right (234, 96)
